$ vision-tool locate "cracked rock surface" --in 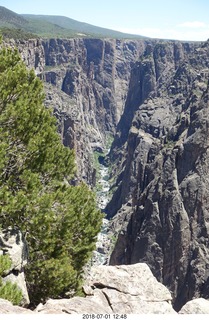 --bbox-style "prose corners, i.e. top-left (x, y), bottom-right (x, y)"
top-left (2, 263), bottom-right (209, 313)
top-left (35, 263), bottom-right (176, 314)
